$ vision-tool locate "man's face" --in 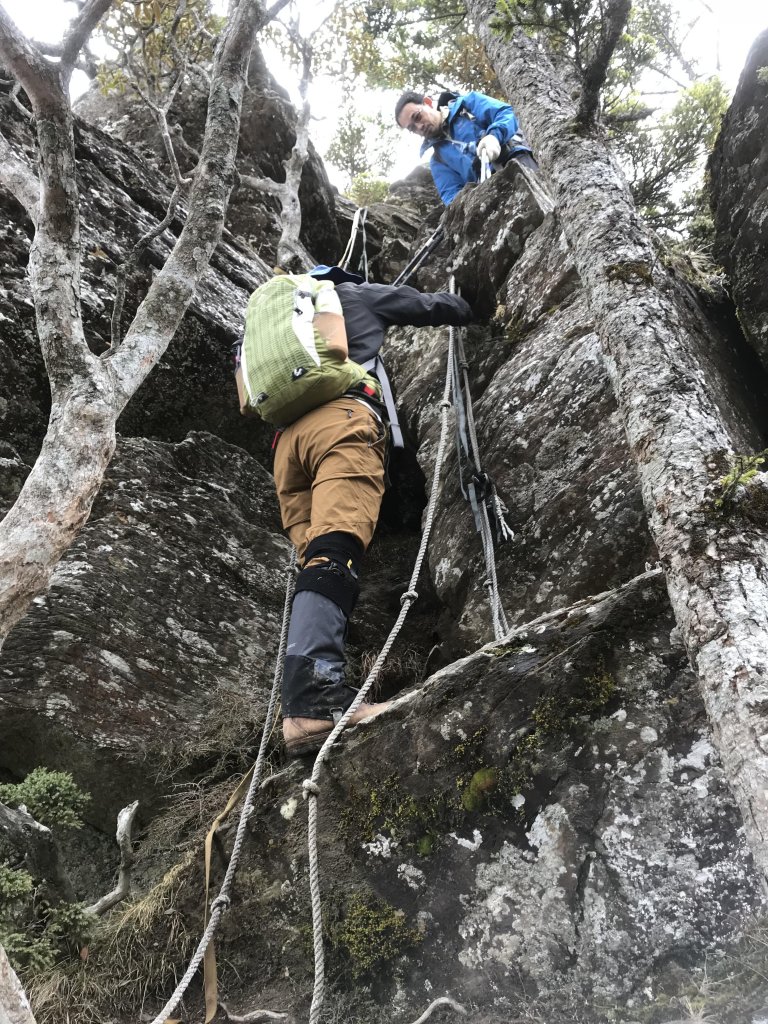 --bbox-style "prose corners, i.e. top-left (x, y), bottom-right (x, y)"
top-left (397, 101), bottom-right (442, 139)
